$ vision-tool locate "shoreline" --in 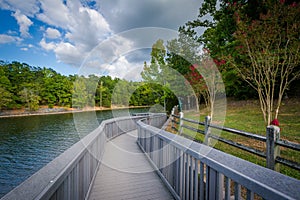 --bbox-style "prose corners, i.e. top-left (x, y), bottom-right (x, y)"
top-left (0, 106), bottom-right (149, 118)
